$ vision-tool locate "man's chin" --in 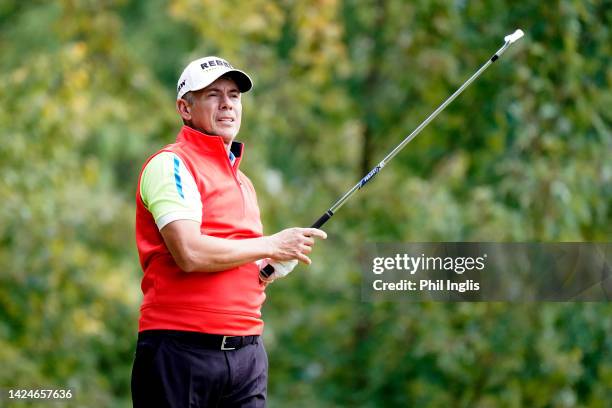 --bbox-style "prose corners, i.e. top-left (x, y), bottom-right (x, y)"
top-left (219, 132), bottom-right (237, 146)
top-left (198, 127), bottom-right (236, 145)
